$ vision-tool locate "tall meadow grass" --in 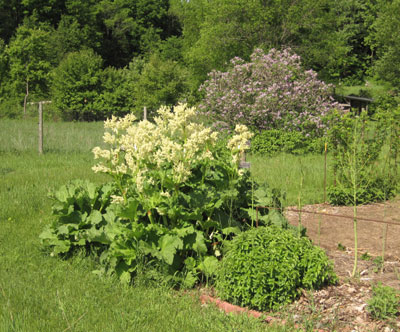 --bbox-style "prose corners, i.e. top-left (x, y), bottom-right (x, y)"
top-left (250, 153), bottom-right (332, 206)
